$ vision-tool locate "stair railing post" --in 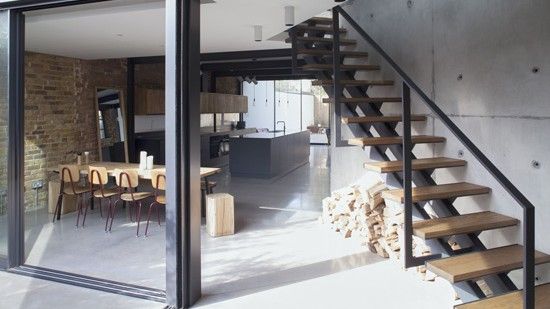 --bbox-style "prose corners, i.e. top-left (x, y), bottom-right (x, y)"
top-left (524, 206), bottom-right (535, 309)
top-left (332, 8), bottom-right (343, 146)
top-left (401, 82), bottom-right (414, 268)
top-left (290, 29), bottom-right (299, 74)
